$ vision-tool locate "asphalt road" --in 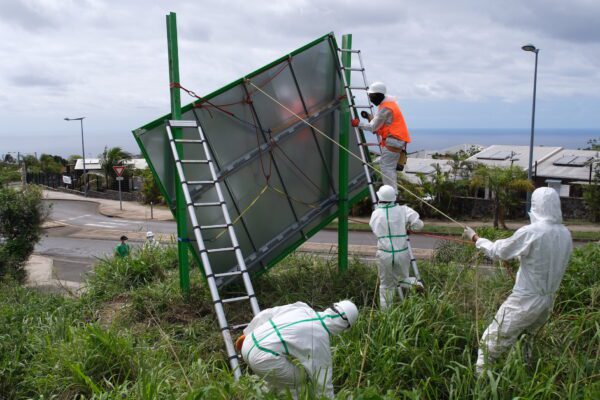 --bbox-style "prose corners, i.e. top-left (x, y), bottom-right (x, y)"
top-left (37, 199), bottom-right (441, 283)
